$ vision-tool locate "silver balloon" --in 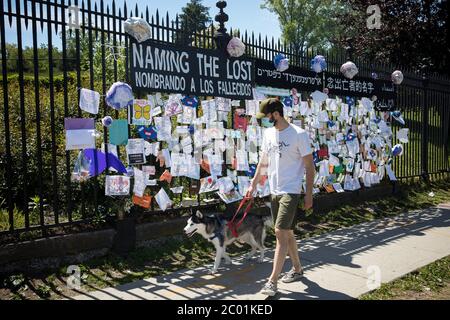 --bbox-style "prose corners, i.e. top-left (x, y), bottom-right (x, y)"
top-left (124, 17), bottom-right (152, 43)
top-left (340, 61), bottom-right (358, 79)
top-left (392, 70), bottom-right (404, 85)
